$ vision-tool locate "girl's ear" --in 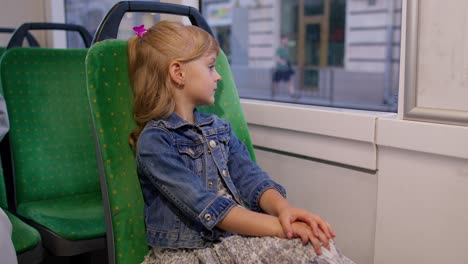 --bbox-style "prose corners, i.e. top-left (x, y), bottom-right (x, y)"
top-left (168, 60), bottom-right (184, 86)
